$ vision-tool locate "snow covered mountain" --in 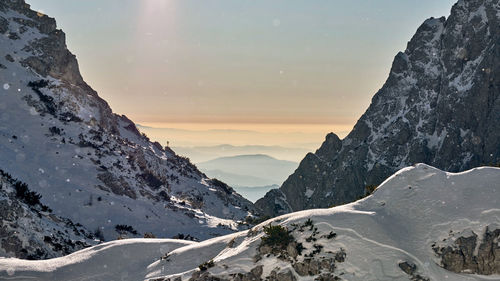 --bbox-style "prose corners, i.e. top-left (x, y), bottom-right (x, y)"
top-left (256, 0), bottom-right (500, 217)
top-left (0, 0), bottom-right (257, 250)
top-left (1, 164), bottom-right (498, 280)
